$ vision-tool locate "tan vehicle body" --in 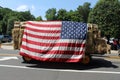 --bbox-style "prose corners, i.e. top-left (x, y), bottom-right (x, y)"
top-left (12, 21), bottom-right (111, 64)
